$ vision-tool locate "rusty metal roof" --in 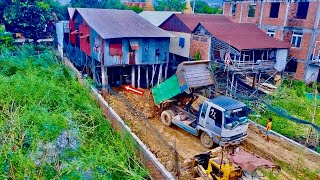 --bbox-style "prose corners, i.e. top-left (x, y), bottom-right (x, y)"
top-left (74, 8), bottom-right (173, 39)
top-left (200, 22), bottom-right (292, 50)
top-left (175, 14), bottom-right (232, 32)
